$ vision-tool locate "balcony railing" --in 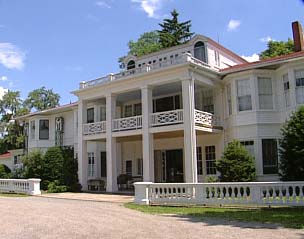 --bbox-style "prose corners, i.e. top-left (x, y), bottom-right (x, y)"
top-left (83, 121), bottom-right (106, 135)
top-left (113, 115), bottom-right (142, 131)
top-left (194, 109), bottom-right (220, 127)
top-left (79, 53), bottom-right (212, 89)
top-left (151, 109), bottom-right (184, 127)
